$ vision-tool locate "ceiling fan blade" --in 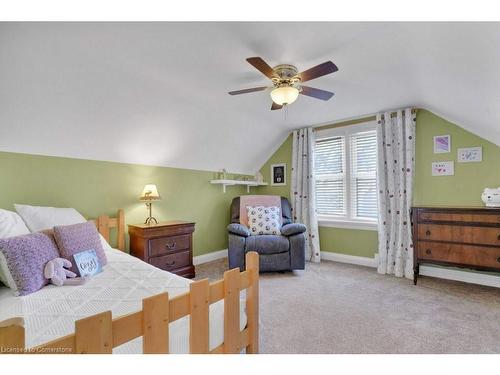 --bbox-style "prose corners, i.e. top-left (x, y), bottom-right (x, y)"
top-left (228, 86), bottom-right (268, 95)
top-left (300, 86), bottom-right (335, 101)
top-left (299, 61), bottom-right (338, 82)
top-left (271, 102), bottom-right (283, 110)
top-left (246, 57), bottom-right (276, 79)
